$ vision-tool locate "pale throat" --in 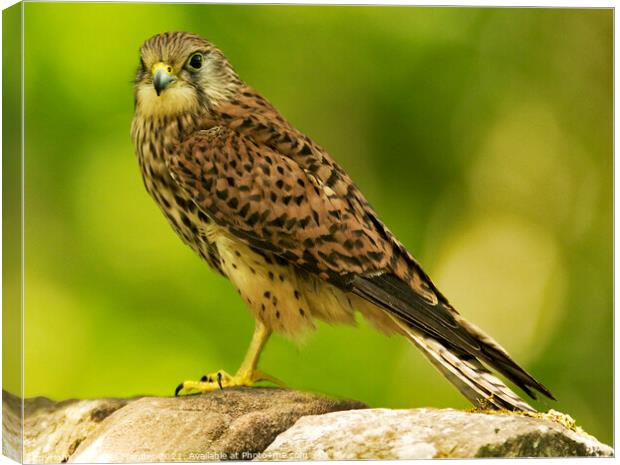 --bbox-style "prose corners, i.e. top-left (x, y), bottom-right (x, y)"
top-left (135, 83), bottom-right (200, 119)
